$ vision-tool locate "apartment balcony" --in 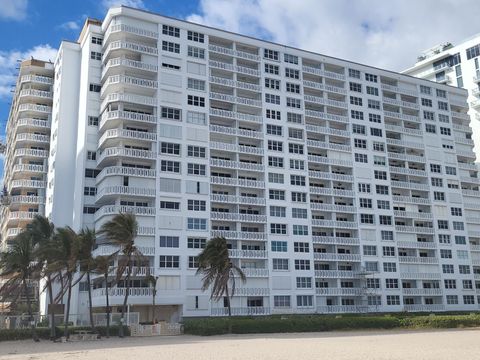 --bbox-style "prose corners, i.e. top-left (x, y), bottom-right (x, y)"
top-left (211, 306), bottom-right (270, 316)
top-left (451, 111), bottom-right (470, 120)
top-left (208, 60), bottom-right (260, 77)
top-left (395, 225), bottom-right (434, 234)
top-left (94, 205), bottom-right (156, 221)
top-left (92, 244), bottom-right (156, 257)
top-left (464, 202), bottom-right (480, 210)
top-left (452, 123), bottom-right (472, 132)
top-left (19, 89), bottom-right (53, 101)
top-left (209, 124), bottom-right (263, 139)
top-left (98, 128), bottom-right (157, 148)
top-left (382, 97), bottom-right (419, 110)
top-left (101, 92), bottom-right (157, 112)
top-left (317, 305), bottom-right (372, 314)
top-left (210, 194), bottom-right (266, 206)
top-left (12, 164), bottom-right (46, 175)
top-left (103, 40), bottom-right (158, 61)
top-left (302, 80), bottom-right (347, 95)
top-left (210, 158), bottom-right (264, 172)
top-left (316, 287), bottom-right (364, 296)
top-left (101, 74), bottom-right (158, 97)
top-left (209, 76), bottom-right (262, 92)
top-left (97, 147), bottom-right (156, 166)
top-left (210, 141), bottom-right (264, 155)
top-left (389, 166), bottom-right (427, 177)
top-left (210, 230), bottom-right (267, 241)
top-left (13, 148), bottom-right (48, 161)
top-left (305, 124), bottom-right (351, 138)
top-left (462, 189), bottom-right (480, 197)
top-left (384, 124), bottom-right (422, 136)
top-left (402, 288), bottom-right (443, 296)
top-left (456, 150), bottom-right (476, 160)
top-left (304, 95), bottom-right (347, 109)
top-left (209, 108), bottom-right (262, 124)
top-left (209, 92), bottom-right (262, 108)
top-left (96, 185), bottom-right (156, 203)
top-left (454, 136), bottom-right (475, 146)
top-left (380, 83), bottom-right (417, 97)
top-left (393, 211), bottom-right (433, 220)
top-left (17, 103), bottom-right (52, 114)
top-left (306, 139), bottom-right (351, 152)
top-left (9, 195), bottom-right (45, 206)
top-left (100, 110), bottom-right (157, 130)
top-left (398, 256), bottom-right (438, 264)
top-left (91, 287), bottom-right (154, 307)
top-left (312, 236), bottom-right (360, 245)
top-left (15, 118), bottom-right (50, 130)
top-left (208, 44), bottom-right (260, 62)
top-left (241, 268), bottom-right (269, 278)
top-left (210, 176), bottom-right (265, 189)
top-left (314, 270), bottom-right (360, 278)
top-left (9, 179), bottom-right (46, 190)
top-left (313, 253), bottom-right (361, 261)
top-left (302, 65), bottom-right (346, 81)
top-left (386, 138), bottom-right (424, 149)
top-left (305, 110), bottom-right (349, 124)
top-left (102, 57), bottom-right (158, 79)
top-left (104, 22), bottom-right (159, 43)
top-left (391, 195), bottom-right (430, 205)
top-left (20, 74), bottom-right (53, 85)
top-left (311, 220), bottom-right (357, 228)
top-left (458, 162), bottom-right (478, 171)
top-left (228, 249), bottom-right (268, 259)
top-left (310, 203), bottom-right (356, 213)
top-left (96, 166), bottom-right (156, 184)
top-left (100, 266), bottom-right (155, 278)
top-left (459, 176), bottom-right (480, 185)
top-left (403, 304), bottom-right (445, 312)
top-left (307, 154), bottom-right (353, 167)
top-left (211, 212), bottom-right (267, 223)
top-left (387, 152), bottom-right (425, 163)
top-left (384, 111), bottom-right (420, 123)
top-left (308, 170), bottom-right (353, 182)
top-left (233, 287), bottom-right (270, 296)
top-left (15, 133), bottom-right (50, 144)
top-left (6, 228), bottom-right (22, 239)
top-left (7, 211), bottom-right (37, 222)
top-left (391, 180), bottom-right (429, 191)
top-left (309, 187), bottom-right (355, 197)
top-left (400, 272), bottom-right (441, 280)
top-left (470, 99), bottom-right (480, 110)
